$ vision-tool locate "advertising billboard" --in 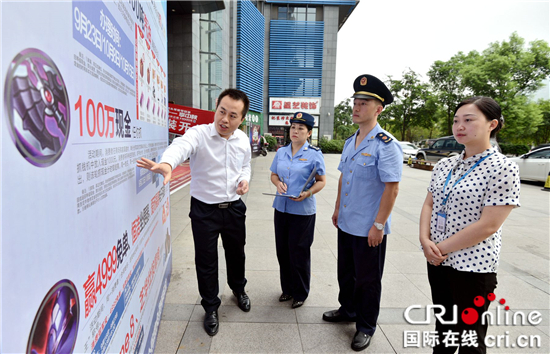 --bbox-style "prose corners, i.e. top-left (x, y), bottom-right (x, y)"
top-left (1, 1), bottom-right (171, 353)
